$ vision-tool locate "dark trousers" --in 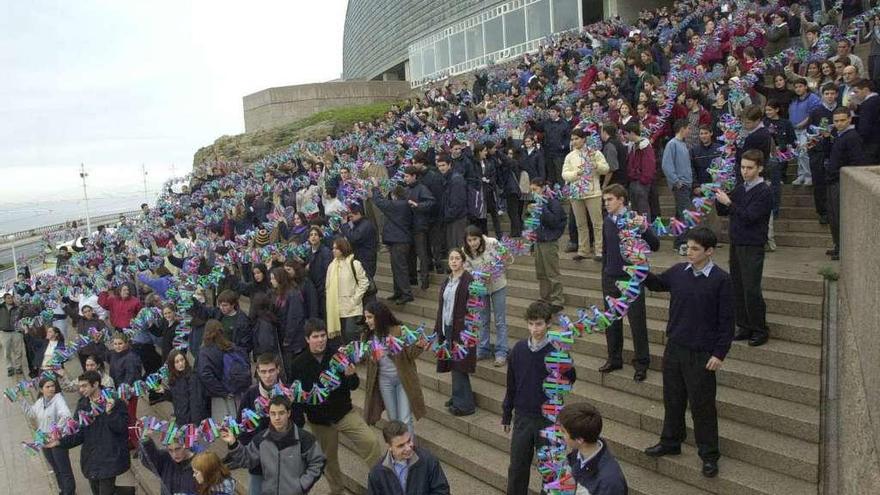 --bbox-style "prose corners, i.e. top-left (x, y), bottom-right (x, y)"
top-left (629, 182), bottom-right (651, 218)
top-left (507, 414), bottom-right (550, 495)
top-left (808, 151), bottom-right (827, 216)
top-left (474, 213), bottom-right (502, 238)
top-left (506, 196), bottom-right (524, 236)
top-left (660, 341), bottom-right (720, 462)
top-left (671, 185), bottom-right (692, 248)
top-left (445, 218), bottom-right (468, 255)
top-left (428, 220), bottom-right (446, 270)
top-left (408, 231), bottom-right (431, 283)
top-left (389, 243), bottom-right (412, 298)
top-left (132, 343), bottom-right (162, 376)
top-left (89, 477), bottom-right (134, 495)
top-left (44, 446), bottom-right (76, 495)
top-left (603, 276), bottom-right (650, 370)
top-left (649, 182), bottom-right (662, 221)
top-left (828, 181), bottom-right (840, 251)
top-left (729, 245), bottom-right (768, 339)
top-left (546, 154), bottom-right (565, 186)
